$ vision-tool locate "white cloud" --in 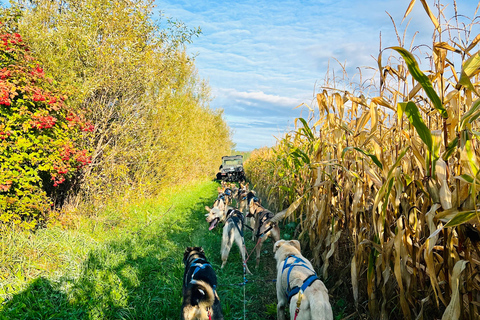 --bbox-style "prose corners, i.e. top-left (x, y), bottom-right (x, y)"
top-left (217, 88), bottom-right (302, 108)
top-left (157, 0), bottom-right (480, 150)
